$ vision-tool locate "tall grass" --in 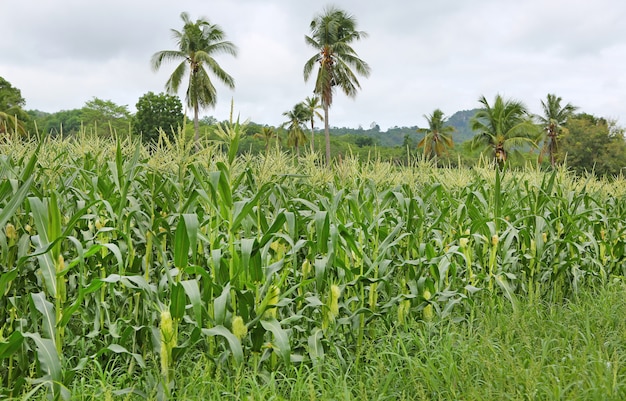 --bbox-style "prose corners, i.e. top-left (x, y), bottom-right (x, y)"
top-left (1, 133), bottom-right (625, 399)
